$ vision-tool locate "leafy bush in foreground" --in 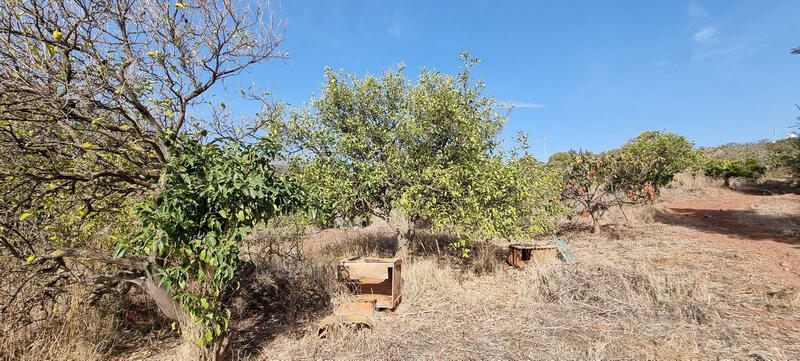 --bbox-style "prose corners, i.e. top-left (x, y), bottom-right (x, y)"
top-left (122, 136), bottom-right (308, 355)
